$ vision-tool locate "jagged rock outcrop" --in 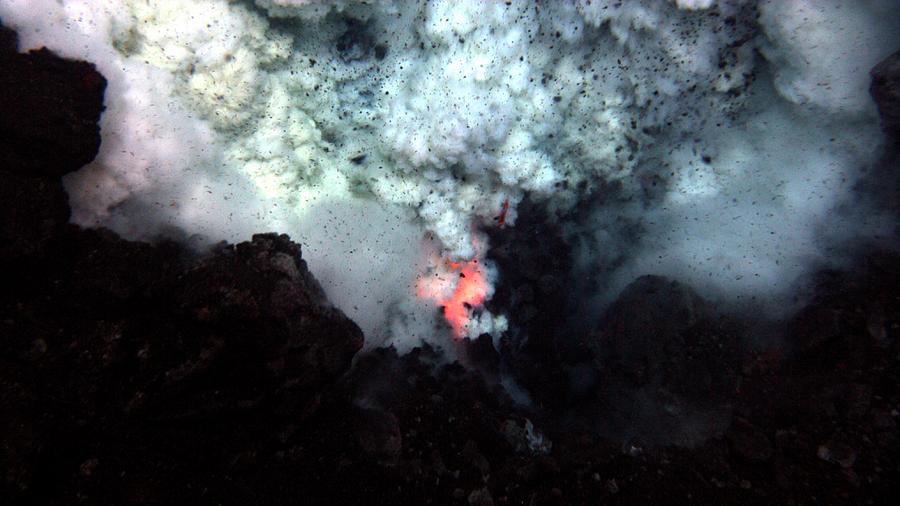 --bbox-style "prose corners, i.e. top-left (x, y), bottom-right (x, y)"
top-left (590, 275), bottom-right (742, 446)
top-left (871, 49), bottom-right (900, 142)
top-left (0, 29), bottom-right (362, 503)
top-left (0, 26), bottom-right (105, 178)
